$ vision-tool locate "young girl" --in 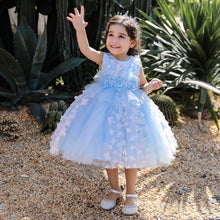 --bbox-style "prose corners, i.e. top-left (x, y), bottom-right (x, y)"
top-left (50, 6), bottom-right (177, 216)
